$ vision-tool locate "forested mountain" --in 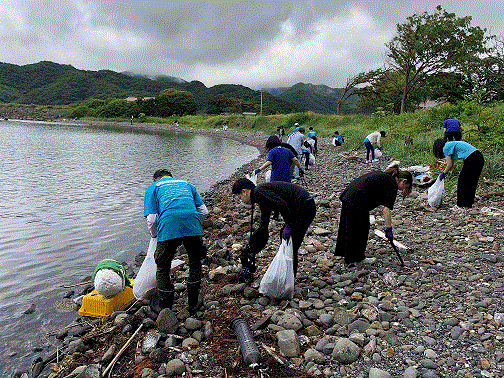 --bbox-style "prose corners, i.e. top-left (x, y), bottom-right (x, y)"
top-left (263, 82), bottom-right (360, 114)
top-left (0, 61), bottom-right (305, 114)
top-left (0, 61), bottom-right (364, 114)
